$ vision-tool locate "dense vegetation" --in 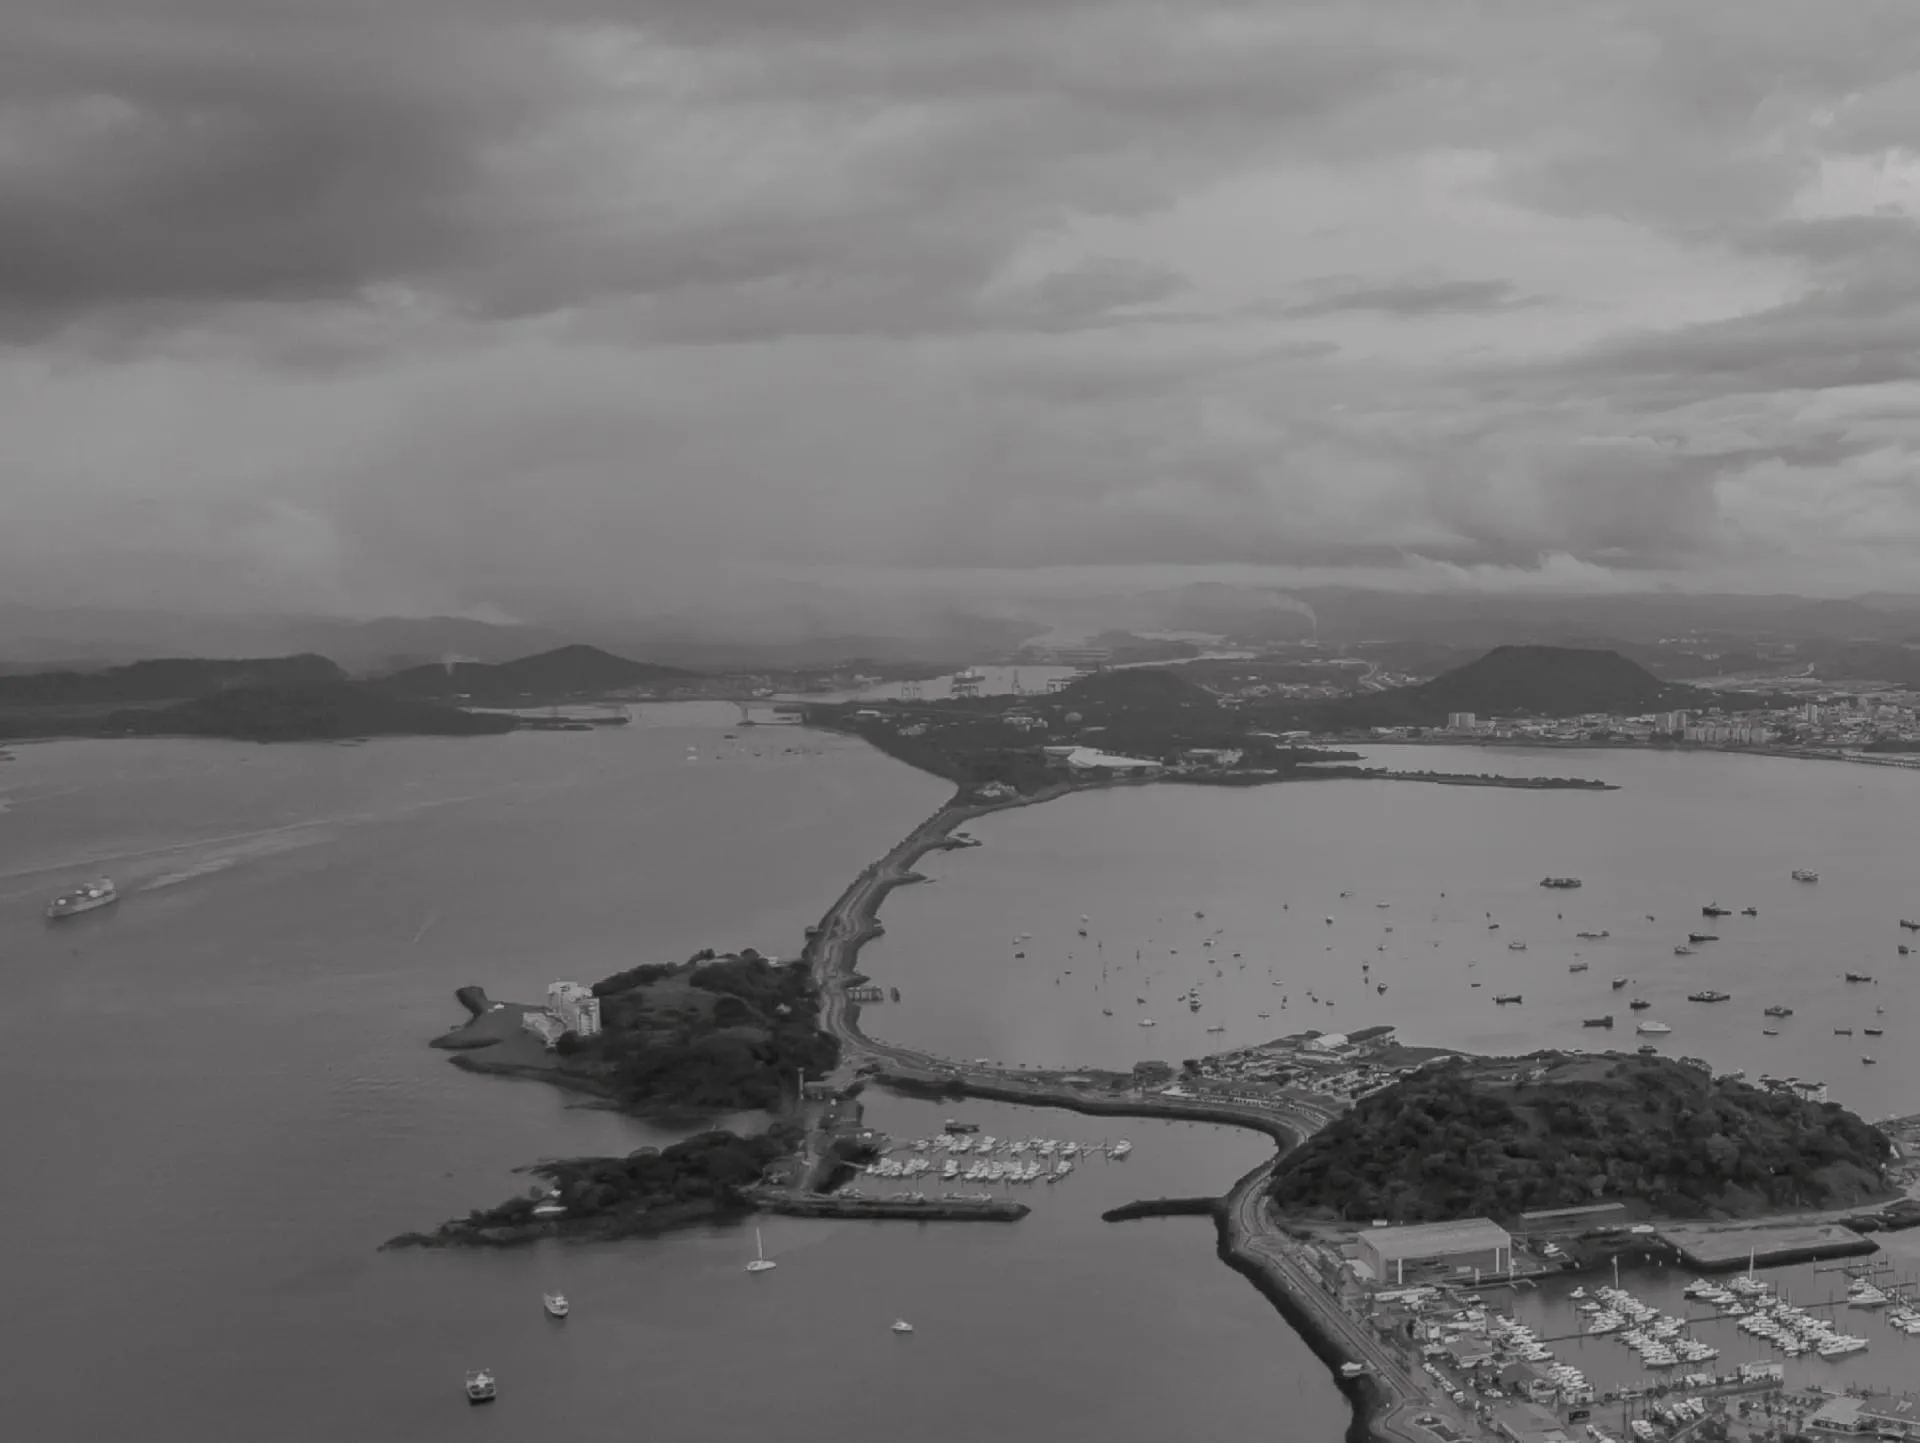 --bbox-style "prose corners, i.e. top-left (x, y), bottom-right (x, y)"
top-left (389, 1127), bottom-right (797, 1246)
top-left (105, 683), bottom-right (517, 741)
top-left (561, 950), bottom-right (840, 1112)
top-left (1270, 1054), bottom-right (1890, 1222)
top-left (372, 643), bottom-right (695, 704)
top-left (0, 653), bottom-right (344, 707)
top-left (1305, 646), bottom-right (1699, 729)
top-left (817, 667), bottom-right (1360, 793)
